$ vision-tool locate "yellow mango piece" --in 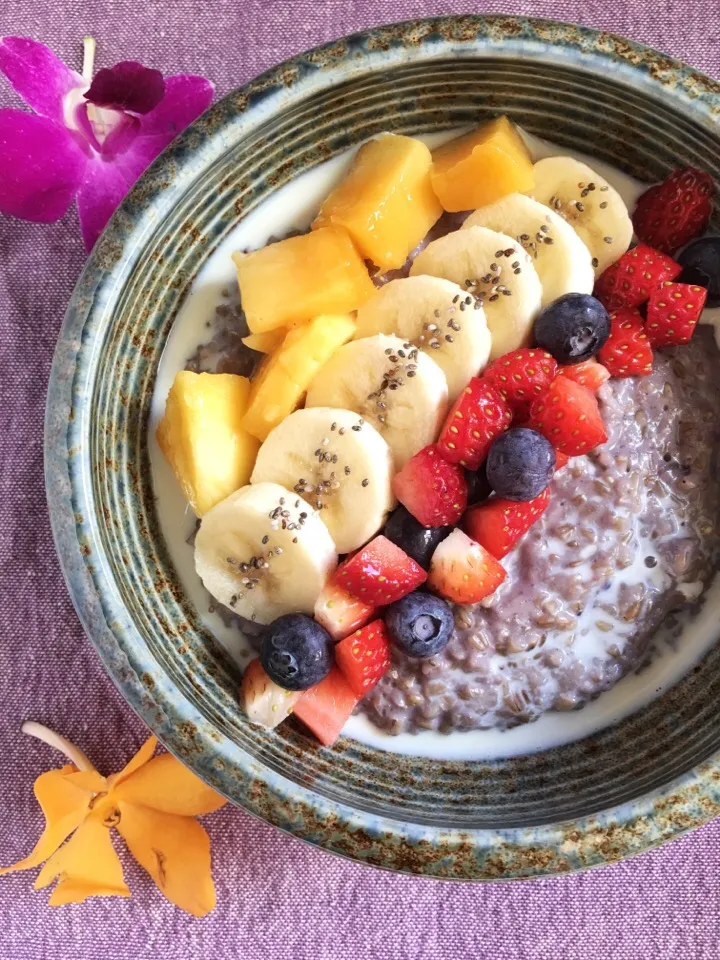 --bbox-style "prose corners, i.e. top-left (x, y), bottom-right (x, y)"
top-left (313, 134), bottom-right (443, 270)
top-left (157, 372), bottom-right (259, 516)
top-left (431, 116), bottom-right (535, 213)
top-left (242, 313), bottom-right (356, 441)
top-left (233, 227), bottom-right (374, 333)
top-left (242, 329), bottom-right (286, 353)
top-left (113, 754), bottom-right (227, 816)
